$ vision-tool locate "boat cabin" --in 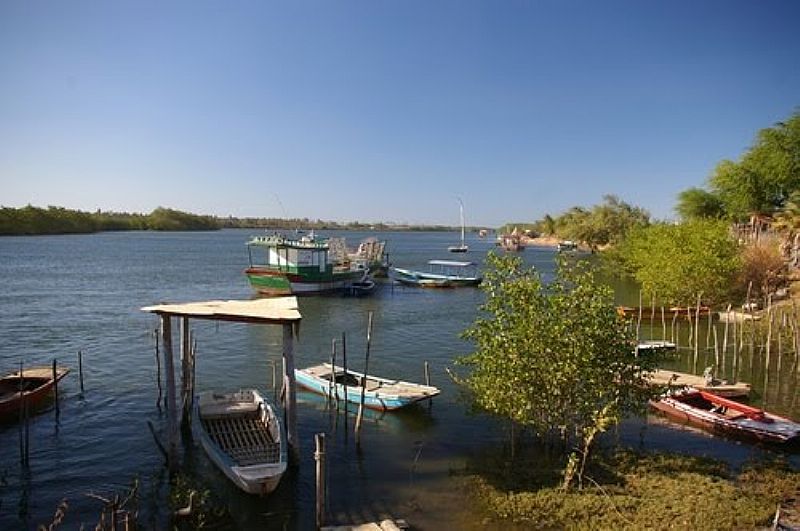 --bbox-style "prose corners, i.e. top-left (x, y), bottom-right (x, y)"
top-left (426, 259), bottom-right (478, 278)
top-left (247, 233), bottom-right (341, 276)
